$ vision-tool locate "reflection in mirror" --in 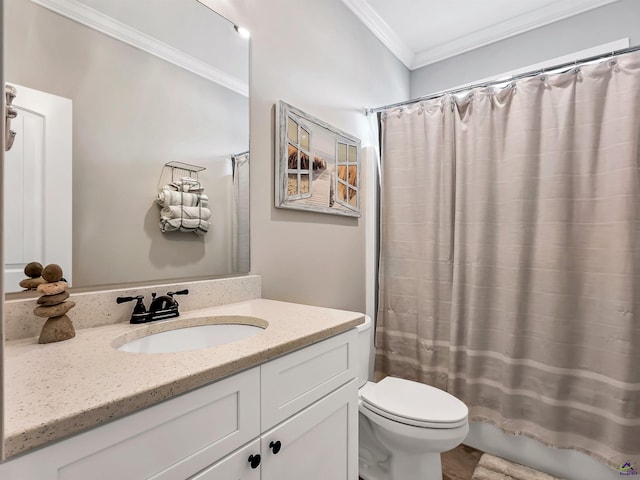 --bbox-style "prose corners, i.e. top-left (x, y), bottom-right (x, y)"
top-left (3, 0), bottom-right (250, 293)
